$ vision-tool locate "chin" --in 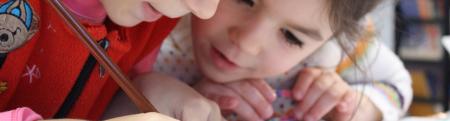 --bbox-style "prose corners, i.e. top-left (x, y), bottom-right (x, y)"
top-left (112, 19), bottom-right (140, 27)
top-left (107, 13), bottom-right (140, 27)
top-left (150, 2), bottom-right (190, 18)
top-left (204, 70), bottom-right (241, 83)
top-left (209, 76), bottom-right (235, 83)
top-left (116, 22), bottom-right (139, 27)
top-left (157, 9), bottom-right (189, 18)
